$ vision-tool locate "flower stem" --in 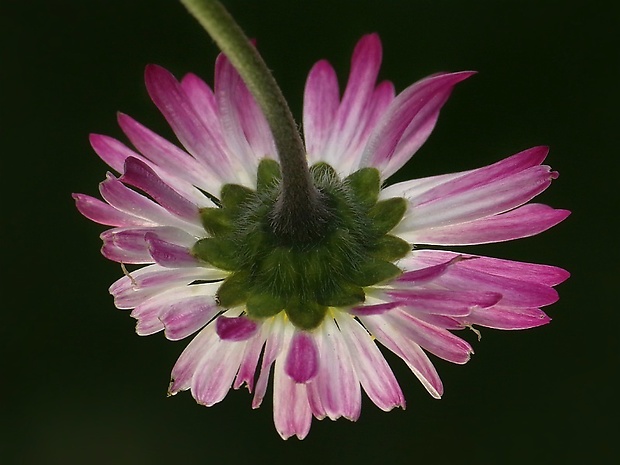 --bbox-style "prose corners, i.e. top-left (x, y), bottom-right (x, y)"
top-left (179, 0), bottom-right (329, 243)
